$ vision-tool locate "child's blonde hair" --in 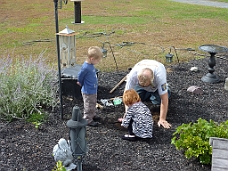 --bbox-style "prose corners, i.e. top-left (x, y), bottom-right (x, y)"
top-left (123, 89), bottom-right (141, 106)
top-left (88, 46), bottom-right (103, 60)
top-left (137, 68), bottom-right (154, 86)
